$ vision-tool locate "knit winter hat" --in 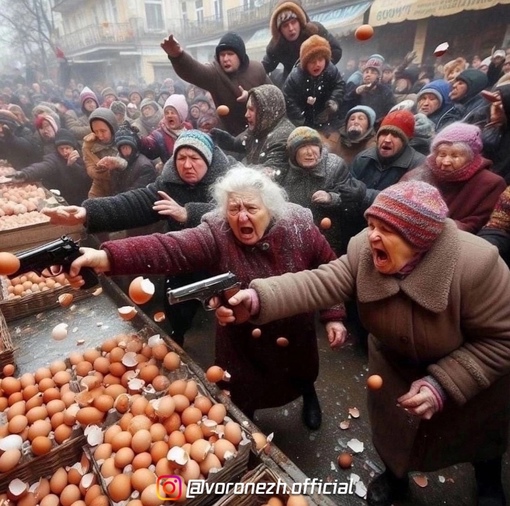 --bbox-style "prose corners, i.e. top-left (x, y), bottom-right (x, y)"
top-left (417, 79), bottom-right (452, 107)
top-left (300, 35), bottom-right (331, 70)
top-left (276, 9), bottom-right (298, 29)
top-left (485, 187), bottom-right (510, 231)
top-left (110, 100), bottom-right (126, 115)
top-left (140, 98), bottom-right (160, 115)
top-left (364, 181), bottom-right (448, 251)
top-left (287, 126), bottom-right (322, 164)
top-left (80, 86), bottom-right (99, 108)
top-left (0, 110), bottom-right (20, 130)
top-left (163, 94), bottom-right (189, 123)
top-left (35, 113), bottom-right (58, 133)
top-left (346, 105), bottom-right (376, 130)
top-left (54, 129), bottom-right (78, 149)
top-left (101, 87), bottom-right (117, 100)
top-left (455, 69), bottom-right (488, 101)
top-left (114, 123), bottom-right (140, 151)
top-left (215, 32), bottom-right (248, 68)
top-left (173, 130), bottom-right (214, 166)
top-left (270, 1), bottom-right (307, 38)
top-left (413, 113), bottom-right (435, 139)
top-left (431, 121), bottom-right (483, 155)
top-left (378, 110), bottom-right (415, 142)
top-left (363, 57), bottom-right (383, 75)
